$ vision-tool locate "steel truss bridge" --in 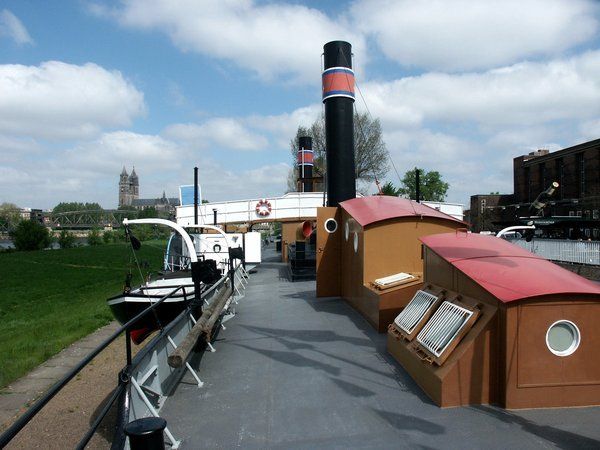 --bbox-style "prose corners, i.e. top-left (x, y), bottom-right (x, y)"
top-left (47, 210), bottom-right (140, 229)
